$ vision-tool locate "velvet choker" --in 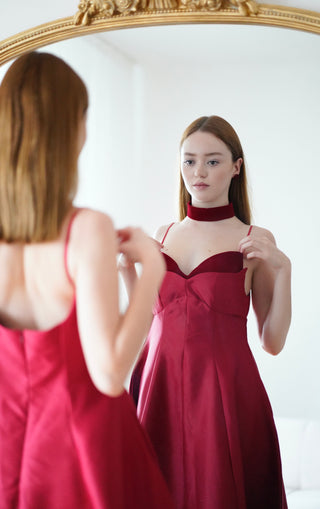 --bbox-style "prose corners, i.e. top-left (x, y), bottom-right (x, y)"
top-left (187, 202), bottom-right (235, 222)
